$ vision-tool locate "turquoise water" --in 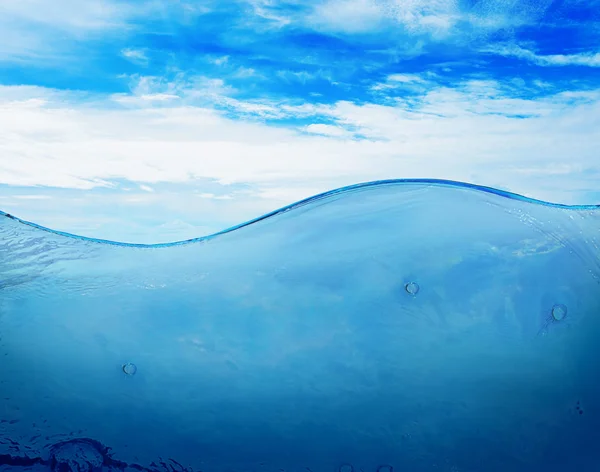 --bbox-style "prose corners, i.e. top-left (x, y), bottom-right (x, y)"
top-left (1, 179), bottom-right (599, 472)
